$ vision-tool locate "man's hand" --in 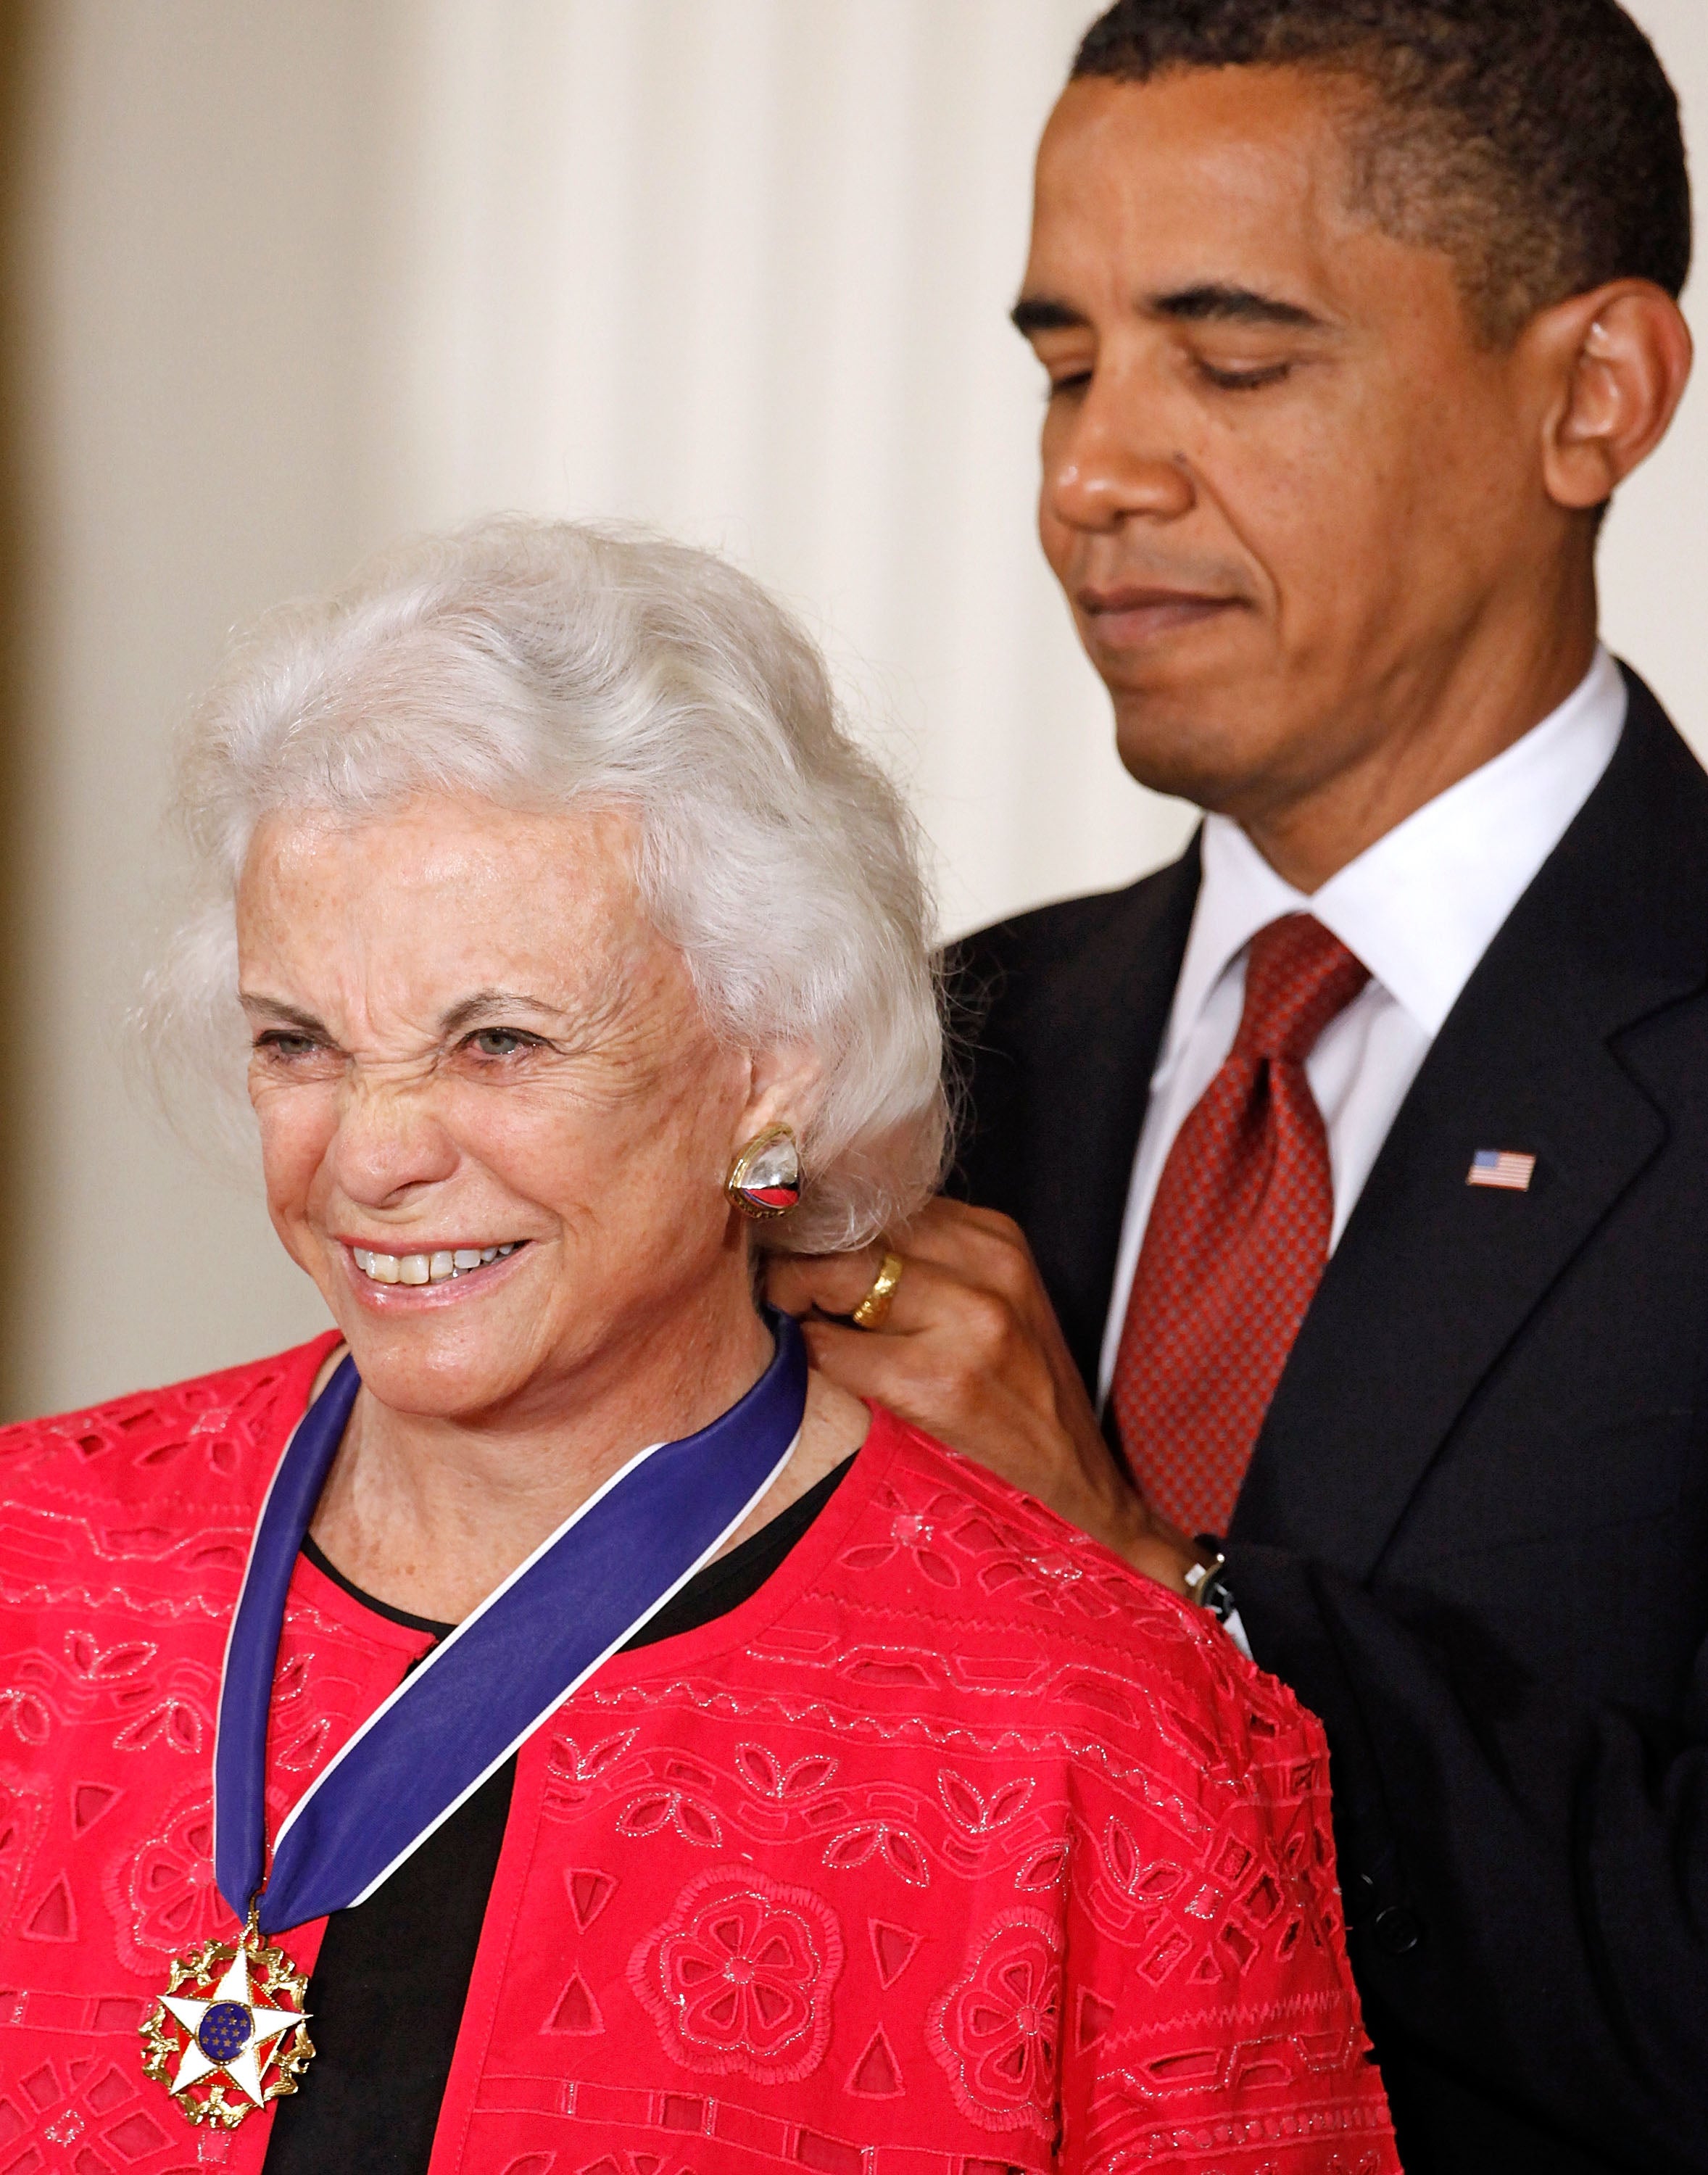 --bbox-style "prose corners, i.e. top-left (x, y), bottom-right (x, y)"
top-left (766, 1197), bottom-right (1201, 1595)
